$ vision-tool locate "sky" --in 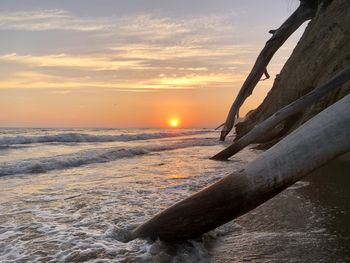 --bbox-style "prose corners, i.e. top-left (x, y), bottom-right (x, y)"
top-left (0, 0), bottom-right (304, 128)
